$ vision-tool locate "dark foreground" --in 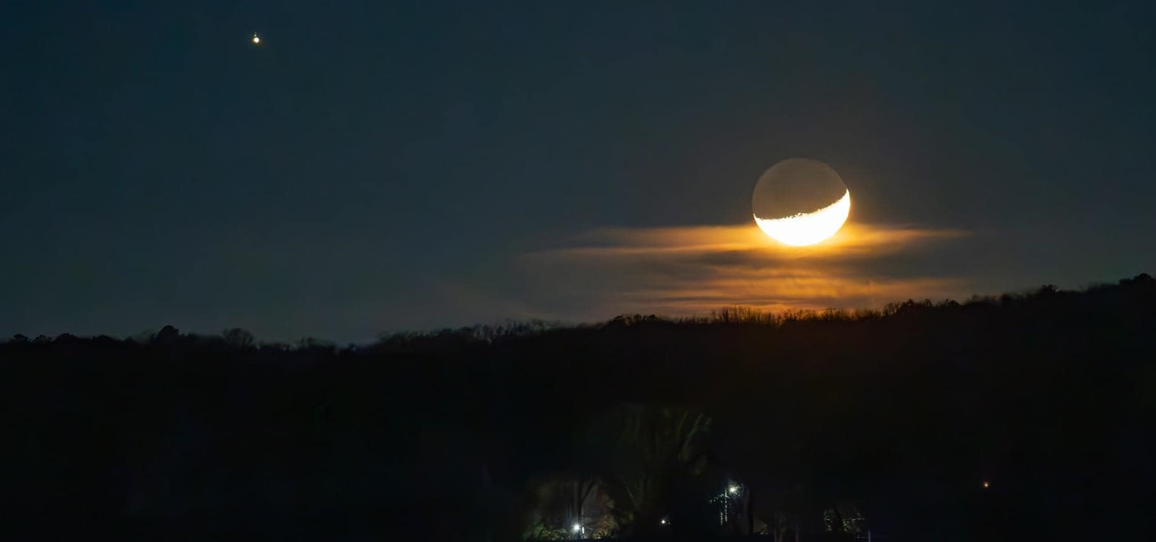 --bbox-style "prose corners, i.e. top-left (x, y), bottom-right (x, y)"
top-left (2, 275), bottom-right (1154, 541)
